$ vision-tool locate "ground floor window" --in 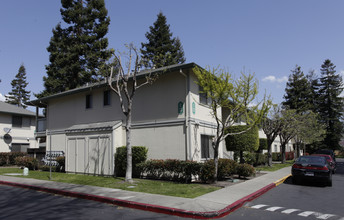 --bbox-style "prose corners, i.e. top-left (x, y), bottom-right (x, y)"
top-left (11, 143), bottom-right (29, 152)
top-left (201, 135), bottom-right (214, 159)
